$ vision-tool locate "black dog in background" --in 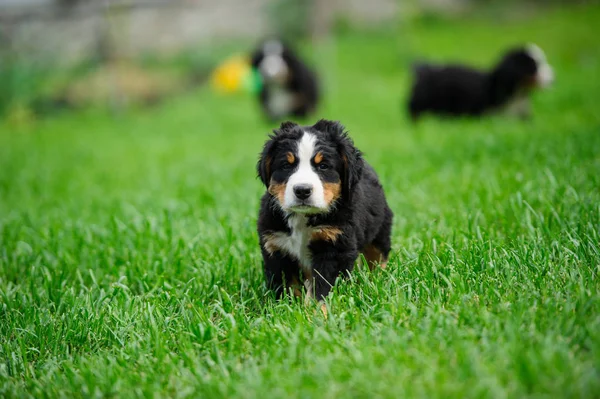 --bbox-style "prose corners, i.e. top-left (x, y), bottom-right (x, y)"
top-left (408, 44), bottom-right (554, 120)
top-left (251, 39), bottom-right (319, 121)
